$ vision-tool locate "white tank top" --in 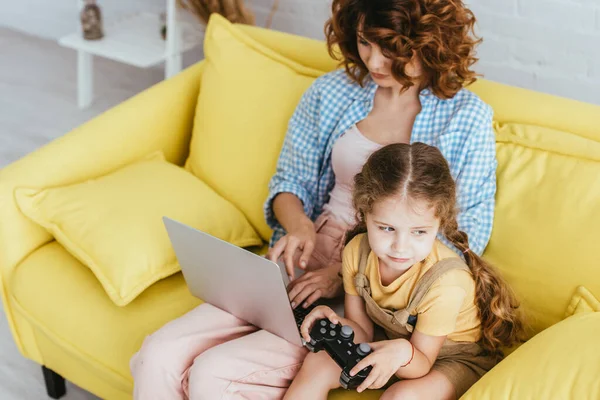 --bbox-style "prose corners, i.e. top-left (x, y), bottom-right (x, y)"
top-left (322, 124), bottom-right (384, 226)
